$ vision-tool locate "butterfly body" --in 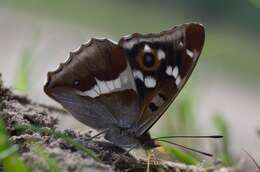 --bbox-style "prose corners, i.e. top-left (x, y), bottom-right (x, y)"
top-left (44, 23), bottom-right (205, 150)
